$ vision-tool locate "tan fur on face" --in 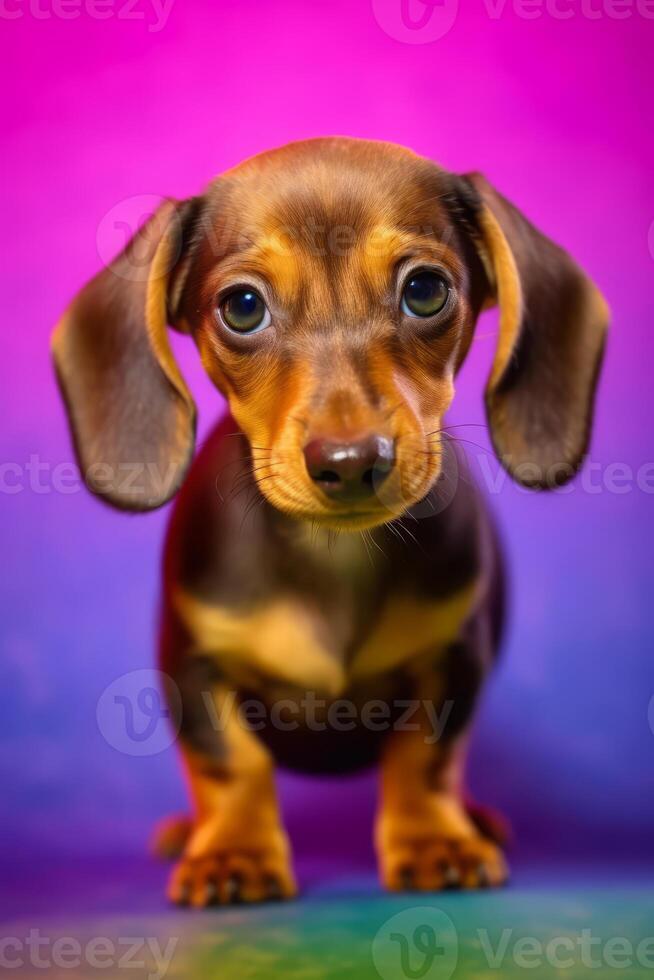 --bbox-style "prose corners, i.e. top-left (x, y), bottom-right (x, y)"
top-left (182, 139), bottom-right (476, 529)
top-left (52, 137), bottom-right (608, 514)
